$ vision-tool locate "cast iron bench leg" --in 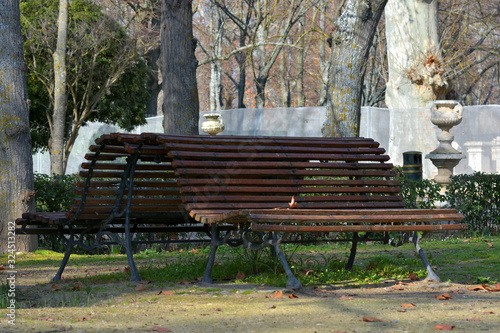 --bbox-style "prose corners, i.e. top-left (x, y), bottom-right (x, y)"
top-left (201, 224), bottom-right (220, 284)
top-left (345, 232), bottom-right (359, 270)
top-left (413, 231), bottom-right (441, 282)
top-left (51, 232), bottom-right (75, 282)
top-left (271, 233), bottom-right (302, 290)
